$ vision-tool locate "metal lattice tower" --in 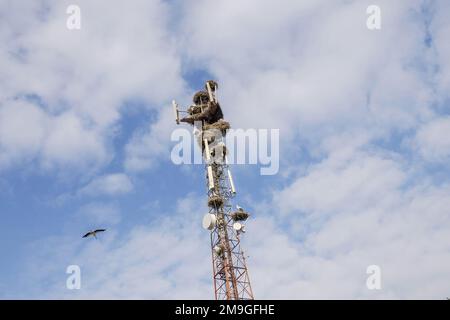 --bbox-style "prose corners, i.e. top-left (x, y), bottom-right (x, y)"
top-left (172, 80), bottom-right (254, 300)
